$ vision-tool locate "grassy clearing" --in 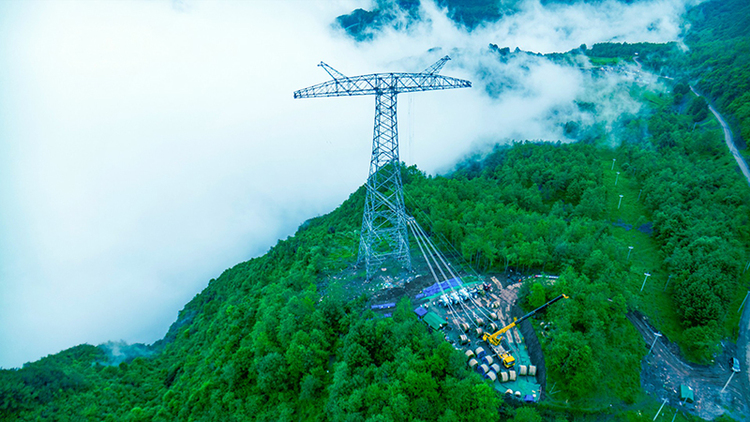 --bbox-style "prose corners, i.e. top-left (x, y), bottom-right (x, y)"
top-left (642, 91), bottom-right (671, 109)
top-left (588, 56), bottom-right (621, 66)
top-left (600, 149), bottom-right (686, 346)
